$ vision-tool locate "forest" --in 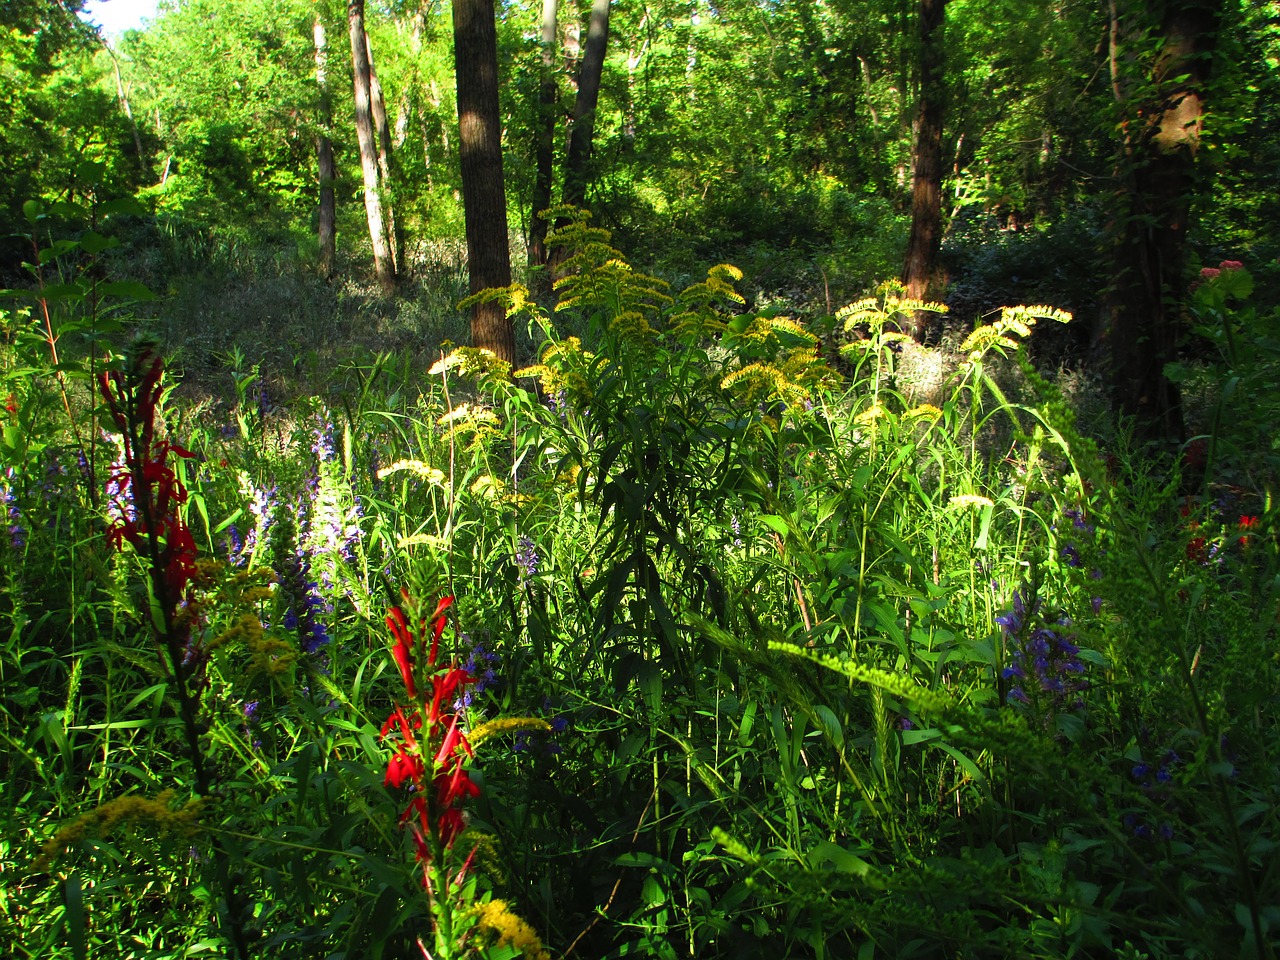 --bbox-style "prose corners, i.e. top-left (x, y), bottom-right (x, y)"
top-left (1, 0), bottom-right (1278, 957)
